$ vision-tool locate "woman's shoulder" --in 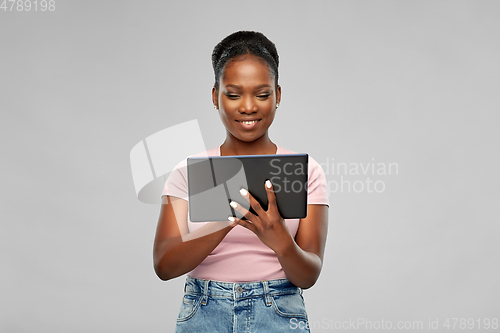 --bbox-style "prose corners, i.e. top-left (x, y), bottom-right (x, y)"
top-left (191, 146), bottom-right (220, 157)
top-left (277, 145), bottom-right (329, 206)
